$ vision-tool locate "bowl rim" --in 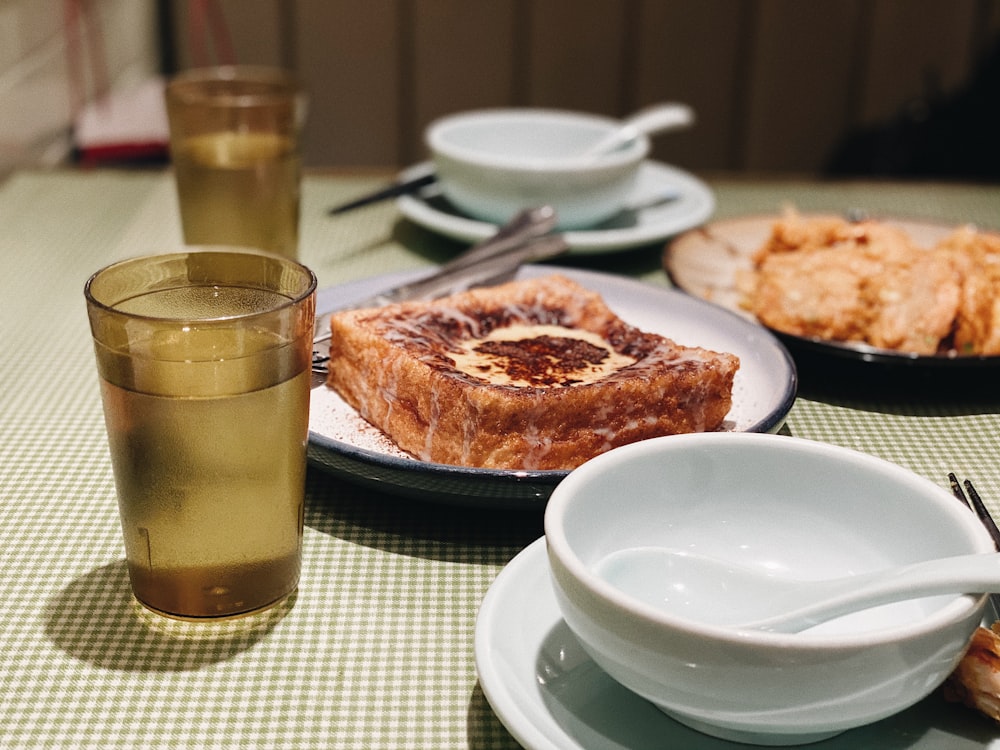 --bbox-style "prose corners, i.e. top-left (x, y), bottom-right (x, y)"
top-left (544, 432), bottom-right (993, 649)
top-left (425, 107), bottom-right (650, 171)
